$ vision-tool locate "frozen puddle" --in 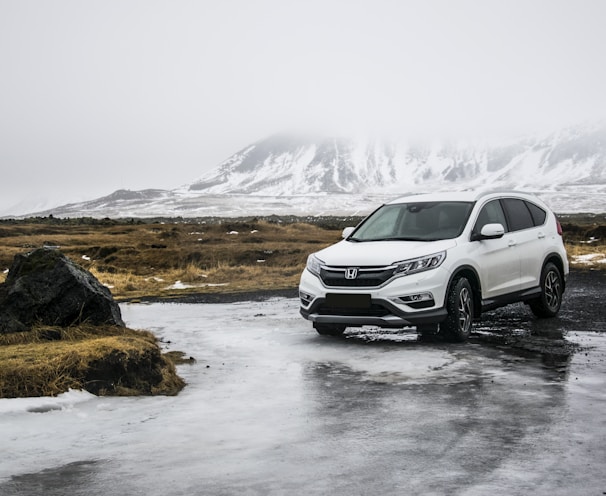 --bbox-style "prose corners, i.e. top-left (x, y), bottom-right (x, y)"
top-left (2, 297), bottom-right (606, 496)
